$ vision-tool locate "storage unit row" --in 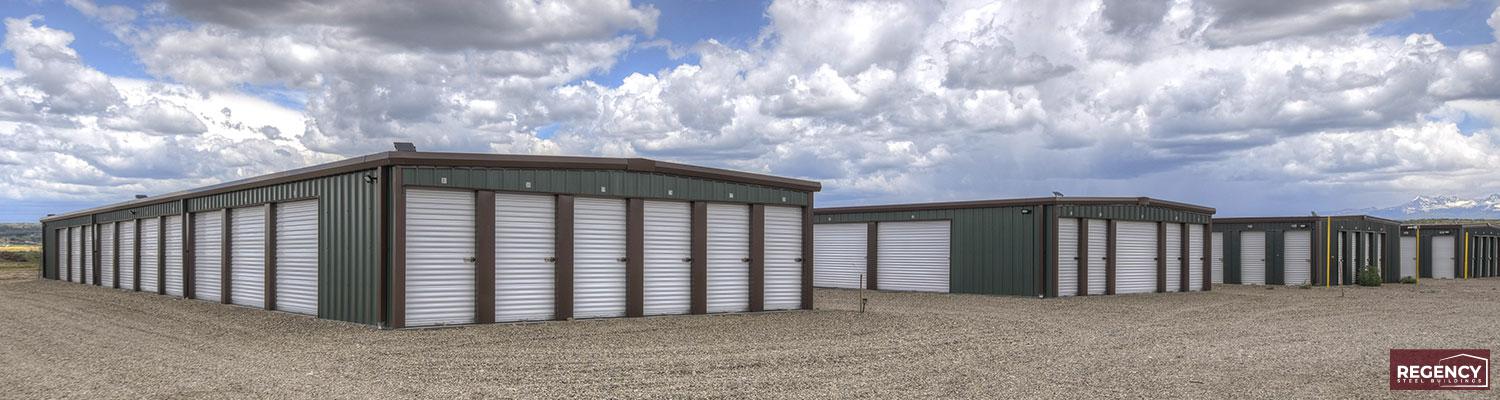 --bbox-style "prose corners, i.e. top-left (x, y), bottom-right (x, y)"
top-left (1211, 216), bottom-right (1402, 286)
top-left (811, 197), bottom-right (1215, 297)
top-left (42, 151), bottom-right (819, 328)
top-left (1399, 224), bottom-right (1500, 280)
